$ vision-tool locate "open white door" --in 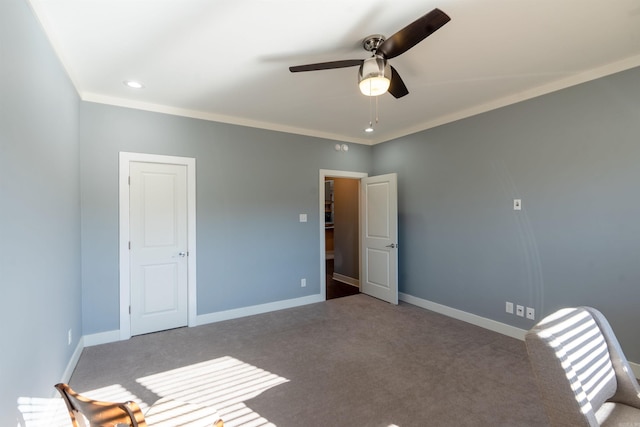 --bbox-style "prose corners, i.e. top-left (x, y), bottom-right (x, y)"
top-left (360, 173), bottom-right (398, 304)
top-left (129, 161), bottom-right (189, 335)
